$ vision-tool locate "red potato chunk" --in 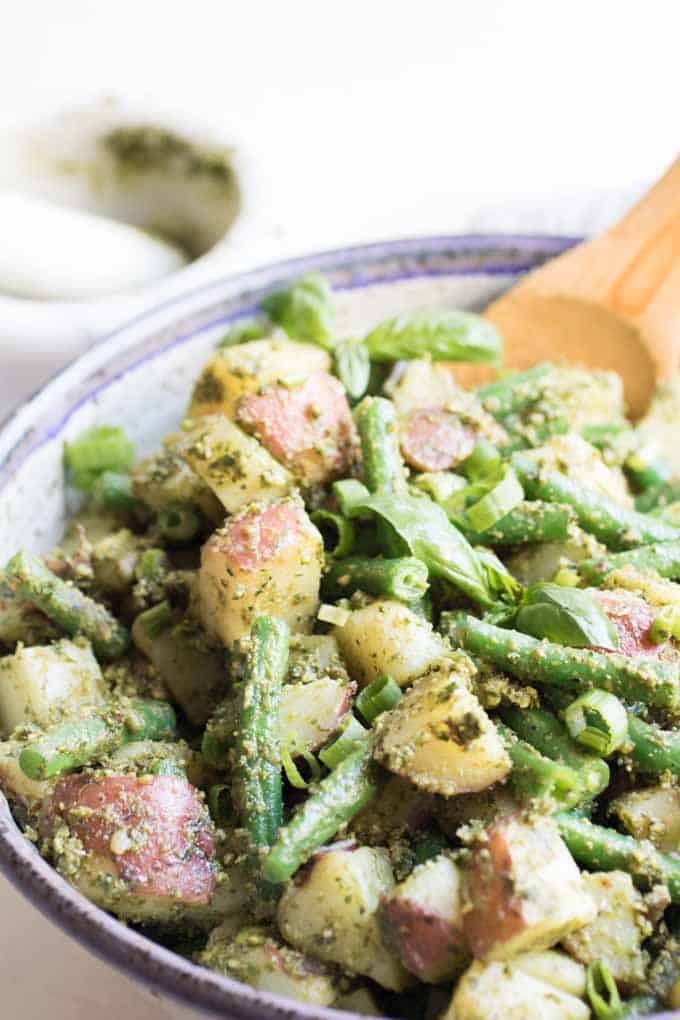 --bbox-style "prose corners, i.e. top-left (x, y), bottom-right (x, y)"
top-left (594, 589), bottom-right (672, 657)
top-left (199, 498), bottom-right (323, 647)
top-left (236, 371), bottom-right (357, 488)
top-left (463, 814), bottom-right (596, 961)
top-left (46, 774), bottom-right (216, 922)
top-left (379, 855), bottom-right (469, 982)
top-left (399, 407), bottom-right (476, 472)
